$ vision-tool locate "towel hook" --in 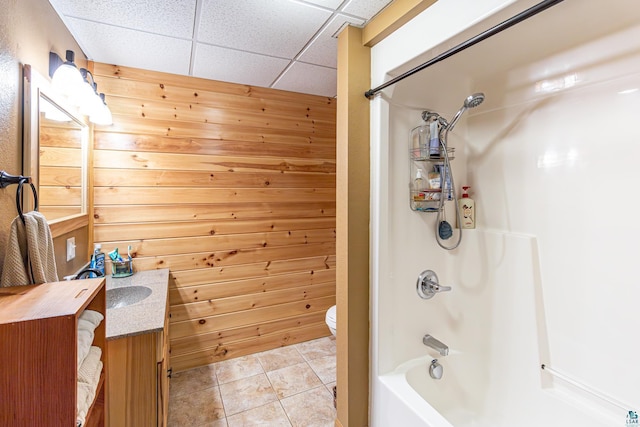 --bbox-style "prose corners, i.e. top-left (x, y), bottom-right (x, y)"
top-left (1, 170), bottom-right (39, 224)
